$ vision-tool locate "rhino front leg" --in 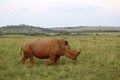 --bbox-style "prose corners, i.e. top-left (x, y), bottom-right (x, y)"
top-left (55, 55), bottom-right (60, 66)
top-left (29, 56), bottom-right (35, 65)
top-left (46, 54), bottom-right (56, 65)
